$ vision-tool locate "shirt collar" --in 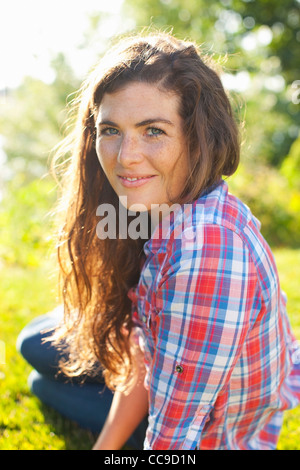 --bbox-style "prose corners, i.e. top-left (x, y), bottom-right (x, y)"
top-left (144, 180), bottom-right (223, 255)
